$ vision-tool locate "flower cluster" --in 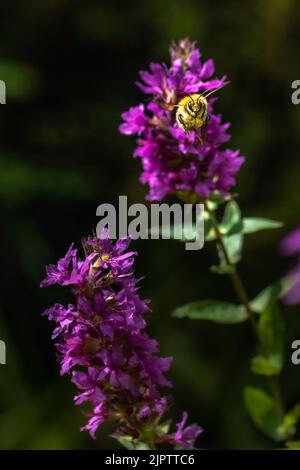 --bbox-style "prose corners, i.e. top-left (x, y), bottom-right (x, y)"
top-left (280, 227), bottom-right (300, 304)
top-left (40, 232), bottom-right (202, 449)
top-left (120, 38), bottom-right (244, 201)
